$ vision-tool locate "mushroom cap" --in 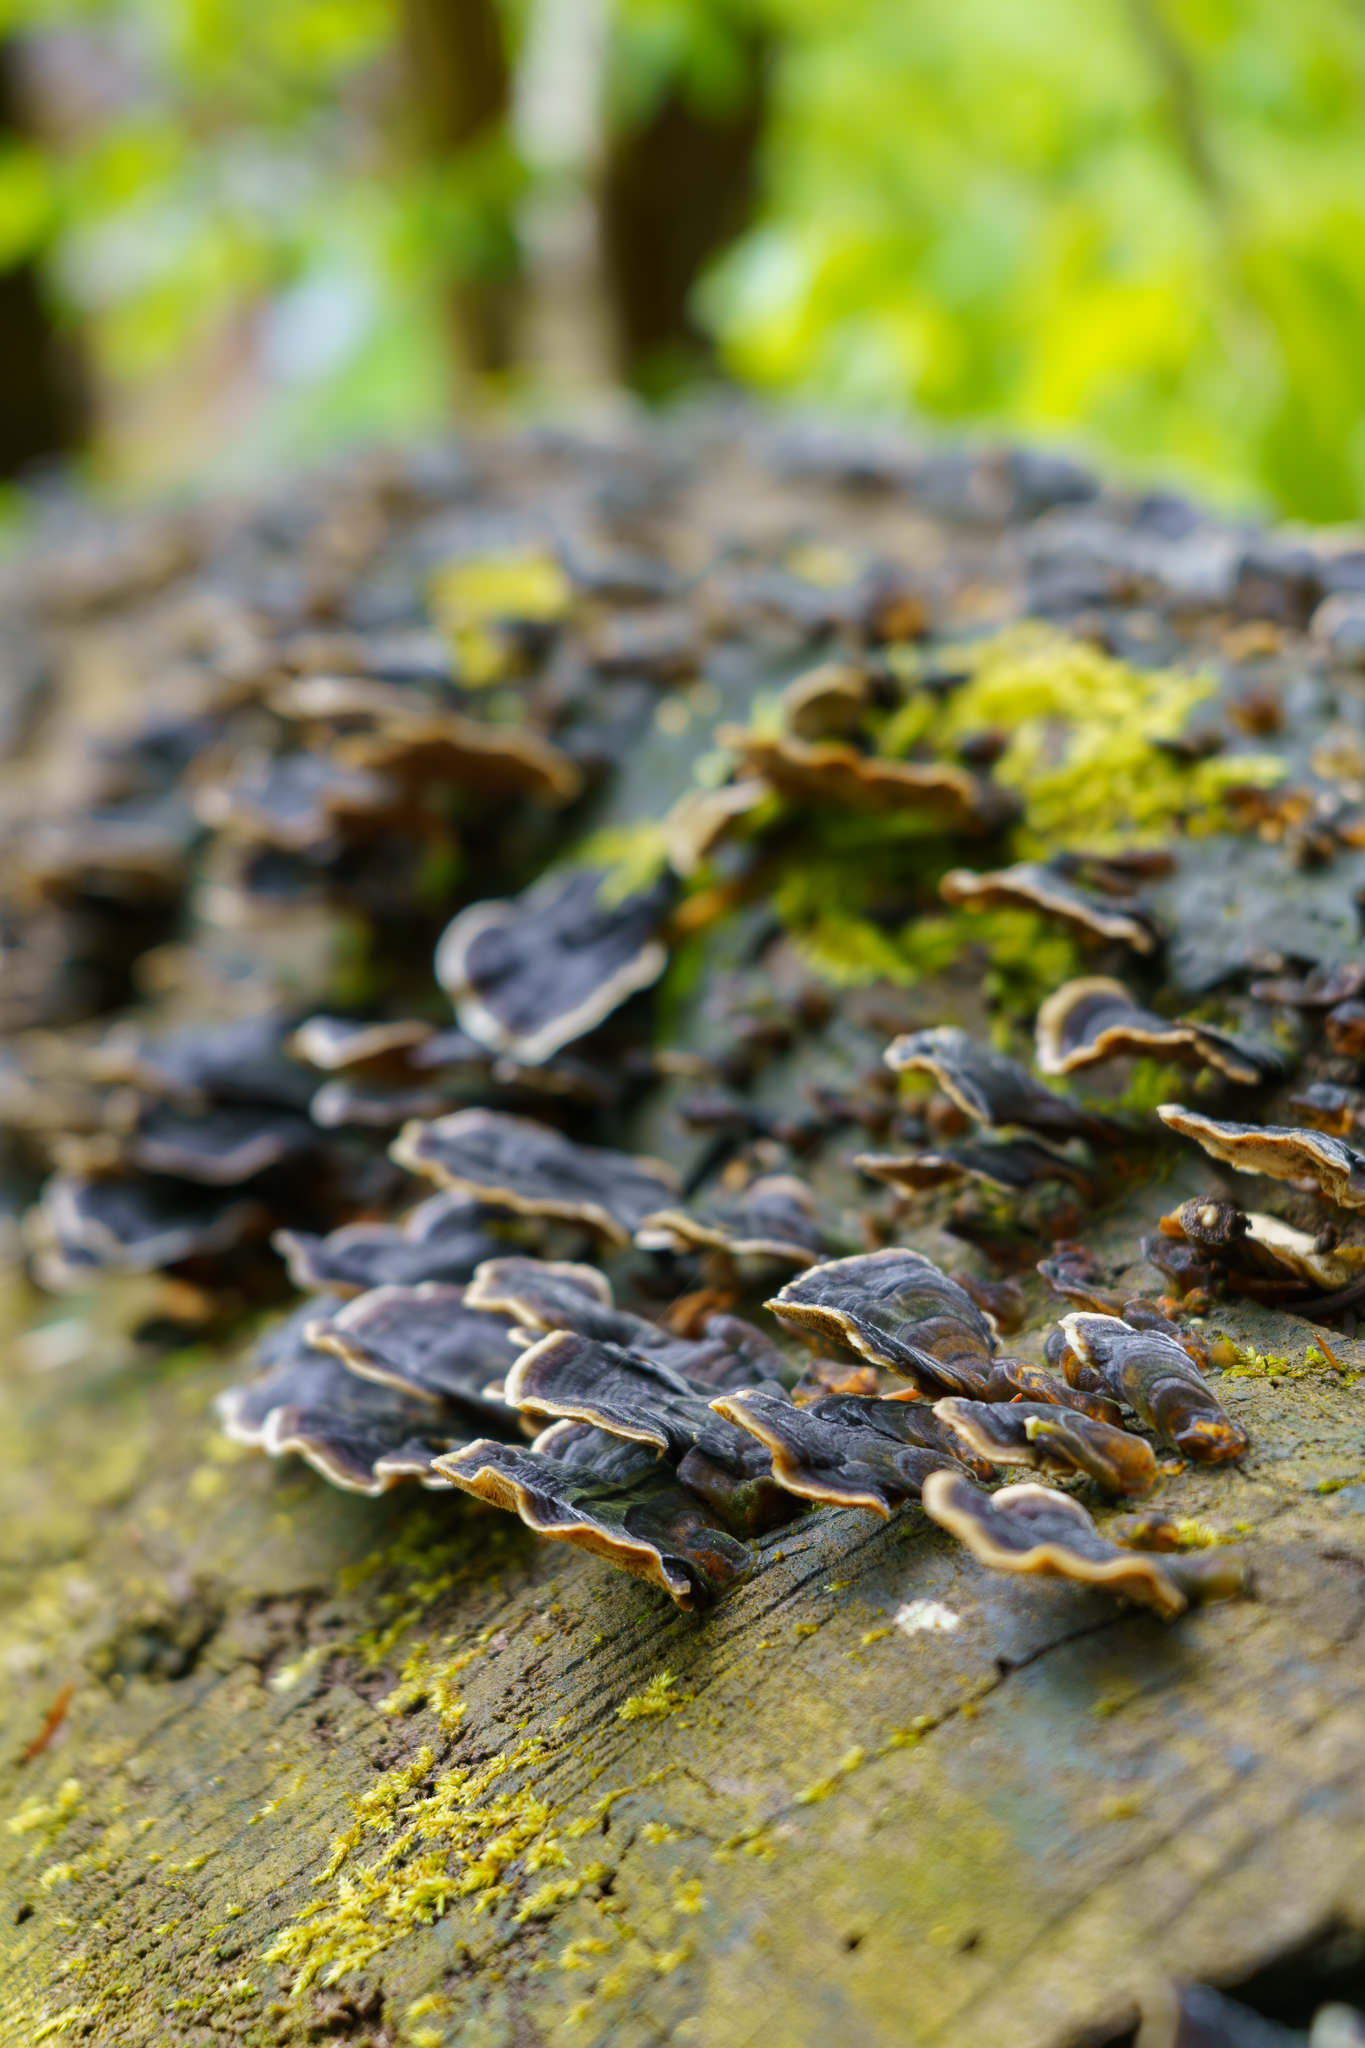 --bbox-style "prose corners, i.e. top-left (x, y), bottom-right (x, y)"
top-left (932, 1398), bottom-right (1158, 1497)
top-left (920, 1473), bottom-right (1200, 1617)
top-left (940, 861), bottom-right (1158, 952)
top-left (195, 750), bottom-right (400, 851)
top-left (765, 1246), bottom-right (997, 1396)
top-left (1060, 1310), bottom-right (1249, 1463)
top-left (390, 1108), bottom-right (679, 1247)
top-left (307, 1281), bottom-right (517, 1421)
top-left (272, 1192), bottom-right (502, 1296)
top-left (33, 1171), bottom-right (268, 1284)
top-left (435, 869), bottom-right (672, 1067)
top-left (713, 1386), bottom-right (968, 1516)
top-left (288, 1015), bottom-right (435, 1072)
top-left (716, 725), bottom-right (1010, 830)
top-left (885, 1026), bottom-right (1119, 1143)
top-left (1158, 1104), bottom-right (1365, 1210)
top-left (217, 1301), bottom-right (470, 1494)
top-left (434, 1439), bottom-right (751, 1607)
top-left (635, 1174), bottom-right (826, 1266)
top-left (119, 1102), bottom-right (319, 1184)
top-left (1035, 977), bottom-right (1277, 1085)
top-left (857, 1135), bottom-right (1095, 1196)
